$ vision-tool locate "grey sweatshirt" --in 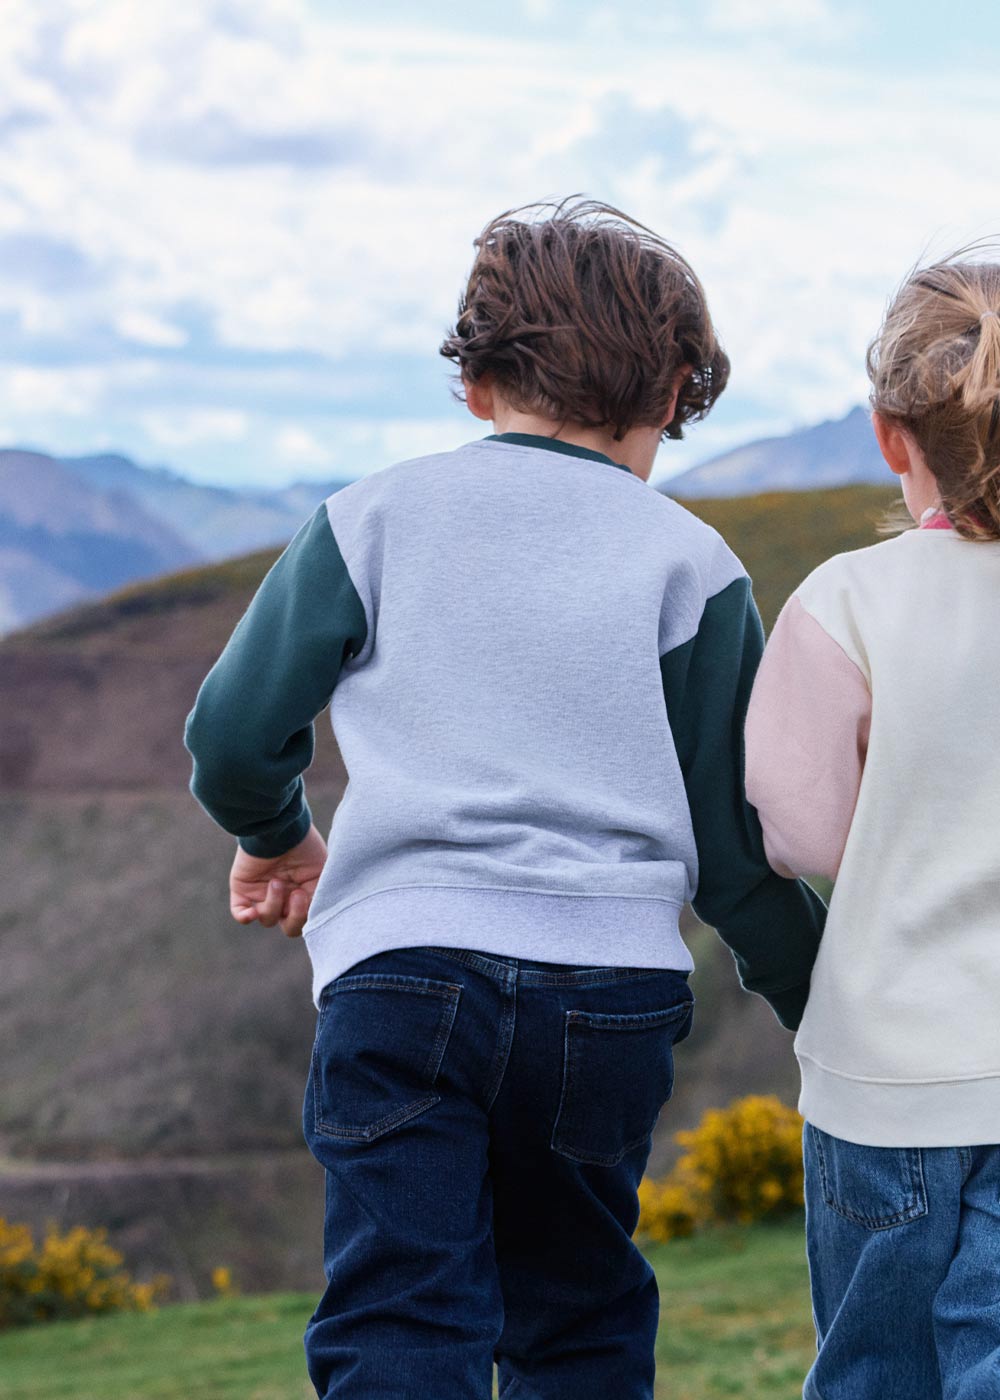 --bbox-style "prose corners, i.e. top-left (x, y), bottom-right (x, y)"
top-left (184, 432), bottom-right (825, 1019)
